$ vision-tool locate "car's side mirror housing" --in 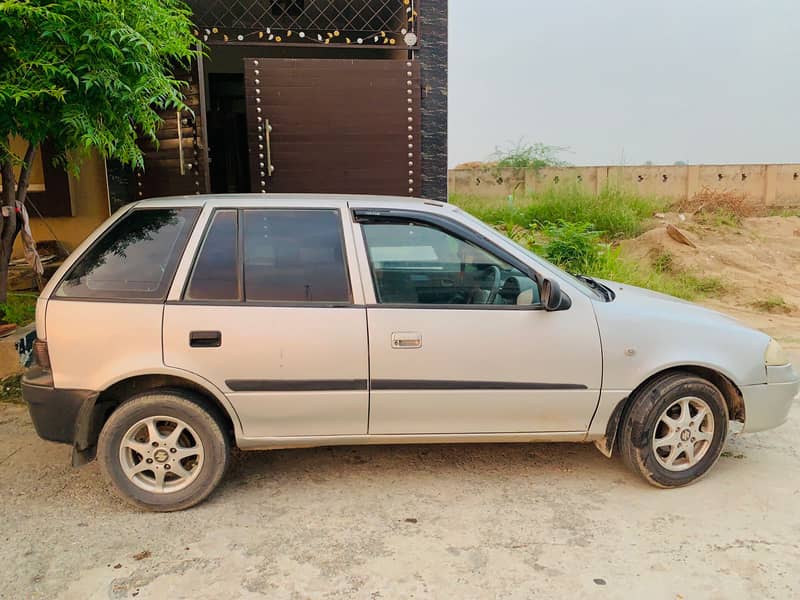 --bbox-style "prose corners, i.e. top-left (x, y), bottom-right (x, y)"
top-left (541, 278), bottom-right (571, 311)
